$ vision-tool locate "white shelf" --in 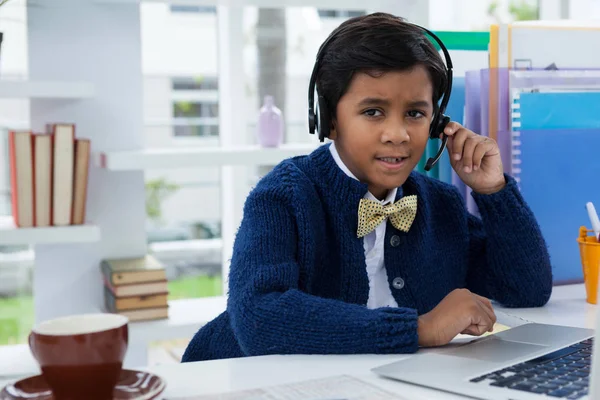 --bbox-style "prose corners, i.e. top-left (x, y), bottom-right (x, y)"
top-left (0, 217), bottom-right (101, 246)
top-left (0, 81), bottom-right (95, 99)
top-left (126, 296), bottom-right (227, 342)
top-left (0, 344), bottom-right (39, 385)
top-left (96, 143), bottom-right (322, 170)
